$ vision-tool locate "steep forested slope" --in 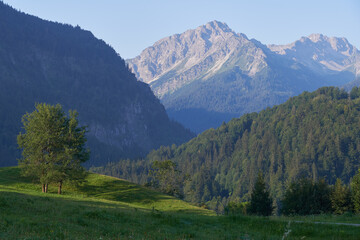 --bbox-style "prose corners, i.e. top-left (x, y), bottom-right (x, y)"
top-left (95, 87), bottom-right (360, 210)
top-left (0, 2), bottom-right (193, 167)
